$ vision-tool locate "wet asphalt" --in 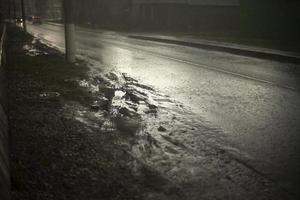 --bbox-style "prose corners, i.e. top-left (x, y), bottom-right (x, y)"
top-left (26, 23), bottom-right (300, 199)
